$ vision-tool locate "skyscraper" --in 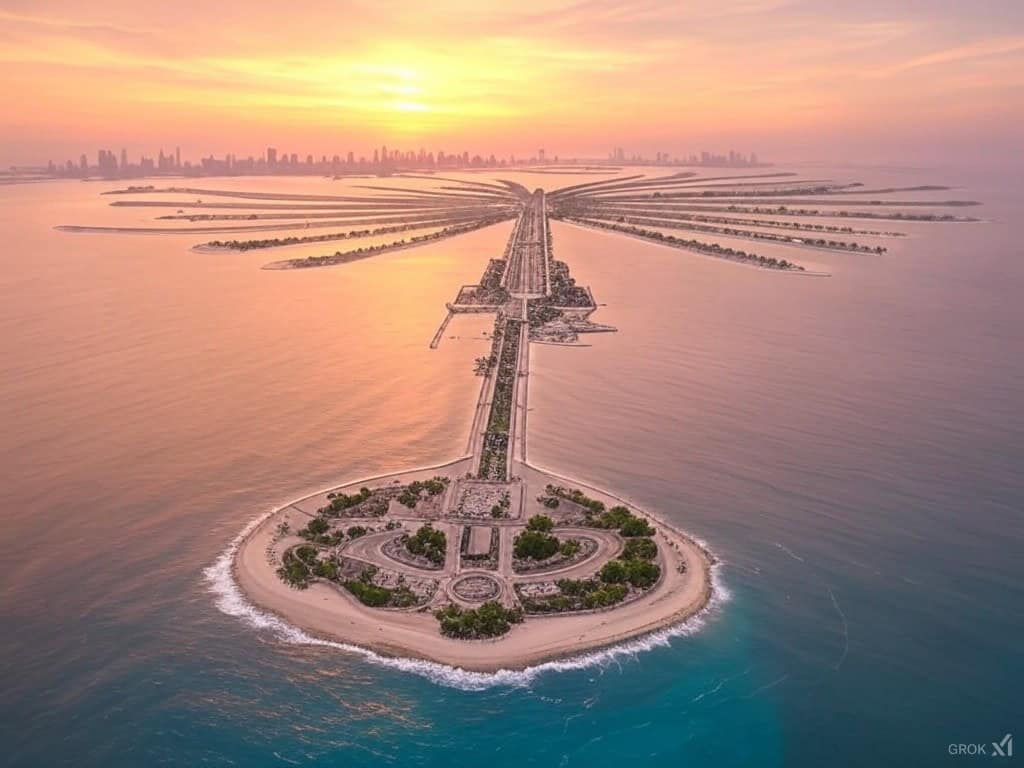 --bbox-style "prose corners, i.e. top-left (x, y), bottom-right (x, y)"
top-left (266, 147), bottom-right (277, 166)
